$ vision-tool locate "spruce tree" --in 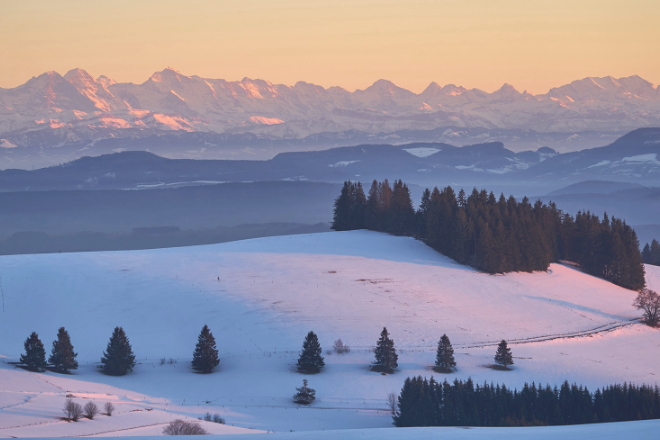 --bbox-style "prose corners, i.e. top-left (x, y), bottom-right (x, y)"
top-left (434, 334), bottom-right (456, 373)
top-left (192, 325), bottom-right (220, 373)
top-left (49, 327), bottom-right (78, 373)
top-left (296, 331), bottom-right (325, 373)
top-left (642, 243), bottom-right (652, 264)
top-left (371, 327), bottom-right (398, 373)
top-left (293, 379), bottom-right (316, 404)
top-left (100, 327), bottom-right (136, 376)
top-left (651, 239), bottom-right (660, 264)
top-left (20, 332), bottom-right (47, 371)
top-left (494, 340), bottom-right (514, 369)
top-left (332, 181), bottom-right (353, 231)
